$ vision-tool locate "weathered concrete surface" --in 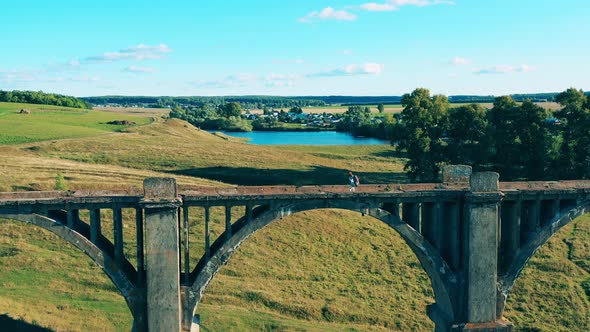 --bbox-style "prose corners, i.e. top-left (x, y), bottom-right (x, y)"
top-left (142, 178), bottom-right (182, 332)
top-left (452, 319), bottom-right (513, 331)
top-left (470, 172), bottom-right (499, 193)
top-left (465, 205), bottom-right (499, 322)
top-left (464, 173), bottom-right (502, 323)
top-left (443, 165), bottom-right (472, 183)
top-left (144, 177), bottom-right (178, 200)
